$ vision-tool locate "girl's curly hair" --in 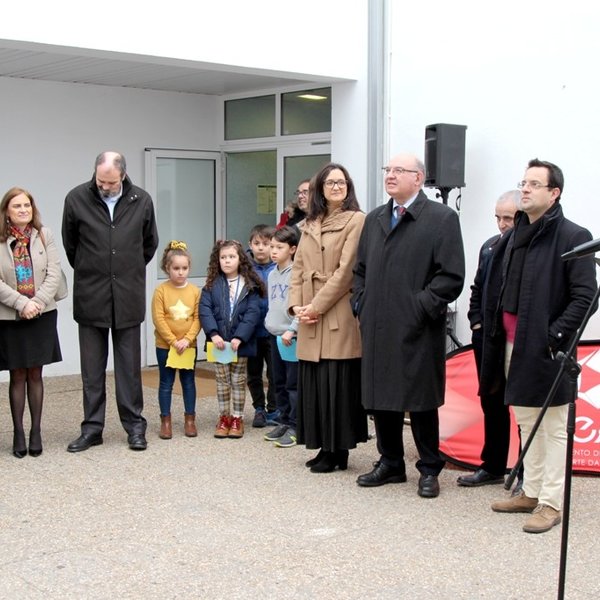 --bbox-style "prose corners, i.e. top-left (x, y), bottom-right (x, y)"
top-left (205, 239), bottom-right (266, 297)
